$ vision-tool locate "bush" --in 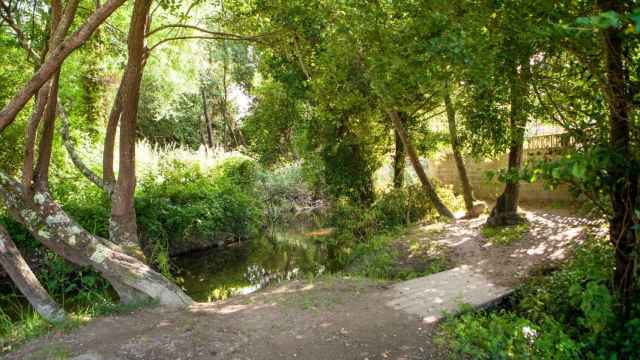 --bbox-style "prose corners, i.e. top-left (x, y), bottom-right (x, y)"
top-left (257, 162), bottom-right (320, 227)
top-left (439, 236), bottom-right (640, 359)
top-left (372, 184), bottom-right (437, 228)
top-left (439, 309), bottom-right (579, 359)
top-left (136, 156), bottom-right (263, 256)
top-left (322, 184), bottom-right (461, 273)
